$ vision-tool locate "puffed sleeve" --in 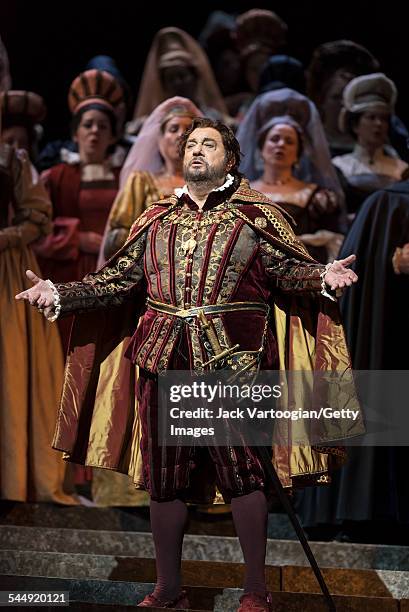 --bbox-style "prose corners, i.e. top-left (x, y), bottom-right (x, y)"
top-left (0, 146), bottom-right (51, 249)
top-left (50, 231), bottom-right (147, 317)
top-left (103, 171), bottom-right (158, 260)
top-left (259, 238), bottom-right (328, 294)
